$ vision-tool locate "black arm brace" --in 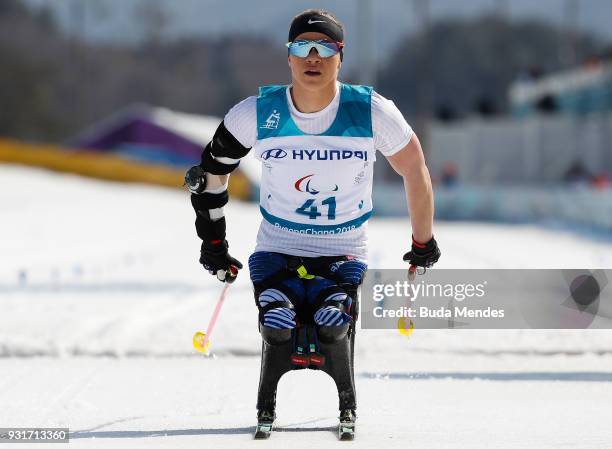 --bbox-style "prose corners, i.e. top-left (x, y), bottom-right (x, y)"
top-left (190, 121), bottom-right (251, 241)
top-left (191, 191), bottom-right (229, 242)
top-left (195, 214), bottom-right (227, 242)
top-left (199, 121), bottom-right (251, 175)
